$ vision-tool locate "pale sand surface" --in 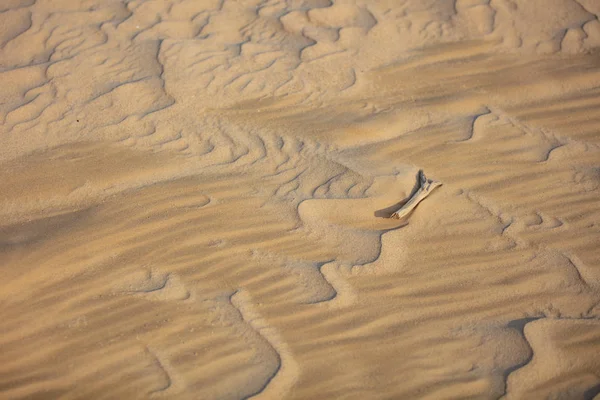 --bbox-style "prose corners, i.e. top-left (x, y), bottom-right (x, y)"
top-left (2, 0), bottom-right (600, 399)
